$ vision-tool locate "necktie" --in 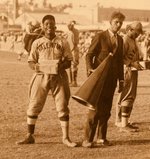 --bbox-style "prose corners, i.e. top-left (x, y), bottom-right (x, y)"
top-left (111, 35), bottom-right (117, 52)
